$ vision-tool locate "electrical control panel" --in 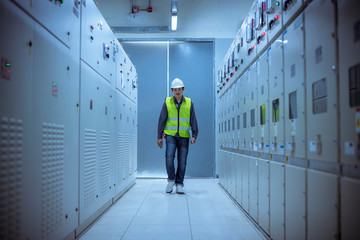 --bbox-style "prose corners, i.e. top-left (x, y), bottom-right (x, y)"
top-left (240, 73), bottom-right (249, 151)
top-left (258, 159), bottom-right (270, 234)
top-left (248, 63), bottom-right (258, 151)
top-left (283, 14), bottom-right (305, 159)
top-left (305, 0), bottom-right (337, 162)
top-left (239, 21), bottom-right (249, 73)
top-left (246, 3), bottom-right (257, 63)
top-left (266, 0), bottom-right (283, 42)
top-left (257, 52), bottom-right (270, 153)
top-left (268, 36), bottom-right (285, 157)
top-left (285, 165), bottom-right (306, 240)
top-left (269, 161), bottom-right (285, 240)
top-left (307, 170), bottom-right (339, 240)
top-left (81, 0), bottom-right (115, 84)
top-left (338, 0), bottom-right (360, 165)
top-left (255, 0), bottom-right (269, 55)
top-left (12, 0), bottom-right (80, 49)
